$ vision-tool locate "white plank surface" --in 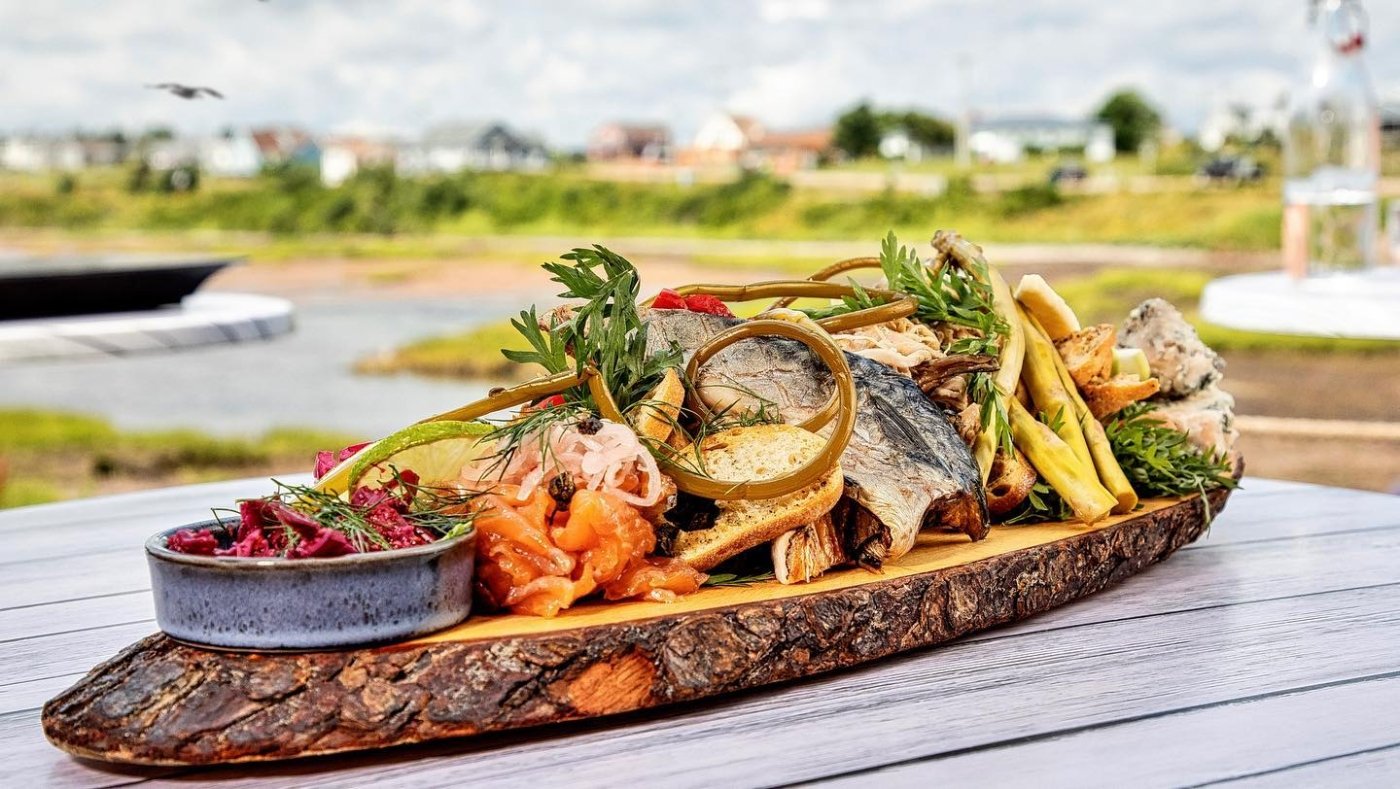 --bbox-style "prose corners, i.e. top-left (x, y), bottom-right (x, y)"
top-left (0, 477), bottom-right (1396, 788)
top-left (822, 674), bottom-right (1400, 788)
top-left (1214, 744), bottom-right (1400, 787)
